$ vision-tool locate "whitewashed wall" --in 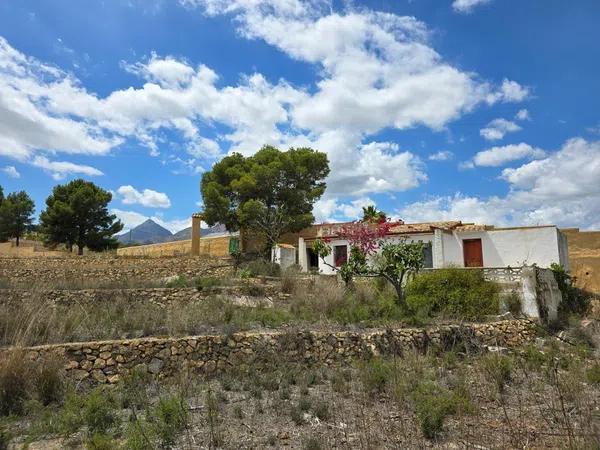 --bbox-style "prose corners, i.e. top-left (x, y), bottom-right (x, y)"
top-left (316, 234), bottom-right (434, 275)
top-left (442, 226), bottom-right (565, 268)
